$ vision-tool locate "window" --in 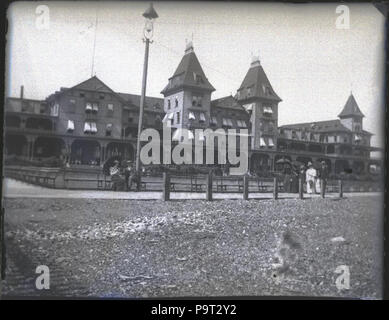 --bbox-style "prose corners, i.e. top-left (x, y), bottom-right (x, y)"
top-left (292, 130), bottom-right (298, 139)
top-left (107, 103), bottom-right (114, 116)
top-left (310, 133), bottom-right (316, 141)
top-left (334, 135), bottom-right (338, 142)
top-left (193, 72), bottom-right (203, 84)
top-left (268, 138), bottom-right (275, 147)
top-left (355, 124), bottom-right (361, 132)
top-left (192, 94), bottom-right (203, 107)
top-left (40, 103), bottom-right (47, 114)
top-left (211, 116), bottom-right (218, 125)
top-left (51, 104), bottom-right (59, 116)
top-left (222, 118), bottom-right (233, 127)
top-left (176, 112), bottom-right (180, 124)
top-left (84, 122), bottom-right (91, 133)
top-left (79, 92), bottom-right (85, 98)
top-left (167, 99), bottom-right (171, 109)
top-left (67, 120), bottom-right (74, 132)
top-left (199, 113), bottom-right (206, 122)
top-left (92, 103), bottom-right (99, 113)
top-left (175, 97), bottom-right (179, 108)
top-left (263, 105), bottom-right (273, 114)
top-left (106, 123), bottom-right (112, 136)
top-left (259, 137), bottom-right (266, 147)
top-left (68, 99), bottom-right (76, 113)
top-left (84, 121), bottom-right (97, 134)
top-left (189, 112), bottom-right (196, 120)
top-left (90, 122), bottom-right (97, 134)
top-left (99, 93), bottom-right (105, 100)
top-left (85, 102), bottom-right (92, 113)
top-left (247, 87), bottom-right (252, 97)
